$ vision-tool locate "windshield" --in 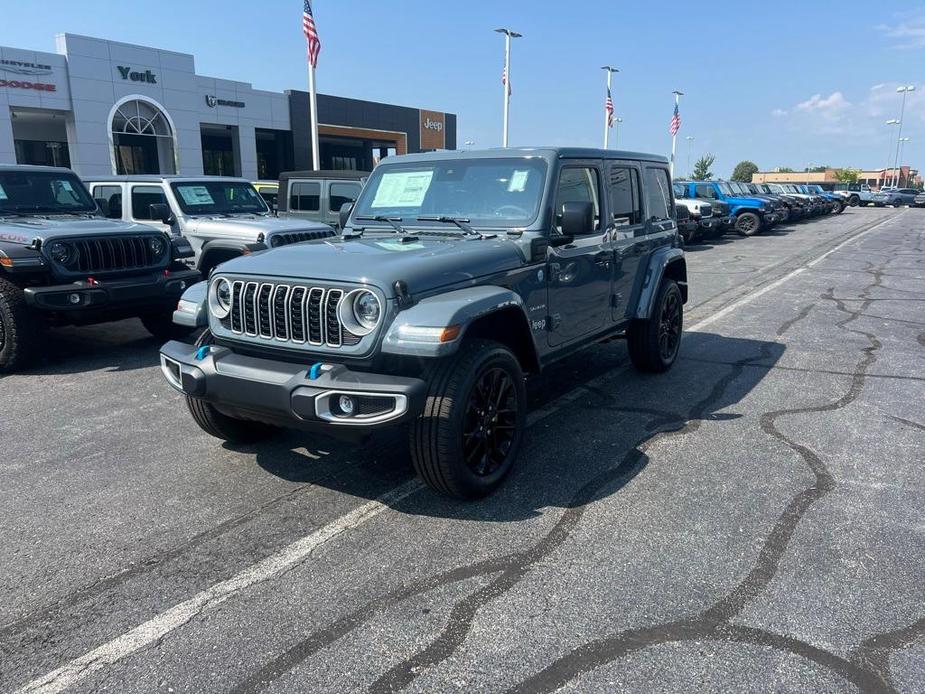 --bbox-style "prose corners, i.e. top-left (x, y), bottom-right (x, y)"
top-left (352, 158), bottom-right (548, 228)
top-left (672, 183), bottom-right (688, 198)
top-left (718, 182), bottom-right (735, 196)
top-left (169, 181), bottom-right (269, 215)
top-left (0, 170), bottom-right (96, 215)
